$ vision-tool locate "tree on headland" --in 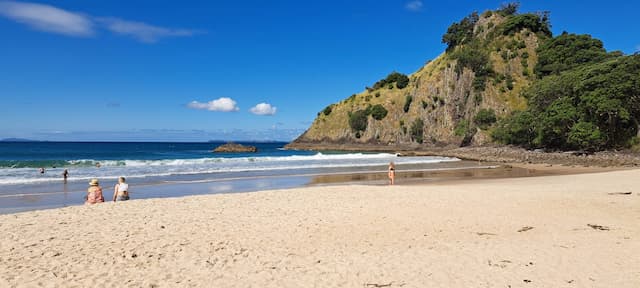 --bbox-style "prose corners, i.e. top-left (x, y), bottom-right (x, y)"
top-left (497, 2), bottom-right (520, 16)
top-left (493, 53), bottom-right (640, 151)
